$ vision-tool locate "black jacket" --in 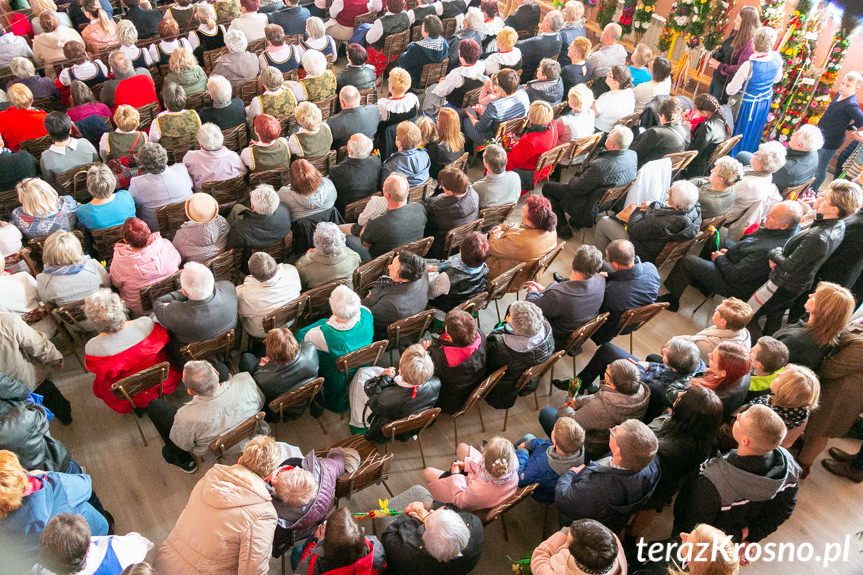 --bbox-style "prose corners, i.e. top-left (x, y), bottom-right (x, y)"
top-left (815, 210), bottom-right (863, 290)
top-left (292, 206), bottom-right (344, 255)
top-left (627, 203), bottom-right (702, 263)
top-left (363, 274), bottom-right (430, 339)
top-left (515, 33), bottom-right (562, 82)
top-left (198, 98), bottom-right (247, 131)
top-left (649, 421), bottom-right (716, 507)
top-left (0, 374), bottom-right (70, 472)
top-left (424, 189), bottom-right (480, 259)
top-left (429, 332), bottom-right (487, 414)
top-left (768, 215), bottom-right (845, 294)
top-left (227, 202), bottom-right (293, 249)
top-left (330, 156), bottom-right (382, 215)
top-left (630, 122), bottom-right (691, 168)
top-left (327, 105), bottom-right (380, 149)
top-left (426, 141), bottom-right (464, 179)
top-left (336, 64), bottom-right (377, 92)
top-left (381, 509), bottom-right (484, 574)
top-left (123, 5), bottom-right (163, 38)
top-left (713, 226), bottom-right (796, 300)
top-left (503, 3), bottom-right (540, 32)
top-left (0, 149), bottom-right (38, 192)
top-left (268, 5), bottom-right (310, 34)
top-left (397, 41), bottom-right (449, 88)
top-left (428, 261), bottom-right (488, 312)
top-left (593, 258), bottom-right (661, 344)
top-left (772, 148), bottom-right (818, 193)
top-left (484, 319), bottom-right (555, 409)
top-left (543, 149), bottom-right (638, 229)
top-left (362, 374), bottom-right (441, 442)
top-left (684, 115), bottom-right (730, 178)
top-left (250, 341), bottom-right (320, 421)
